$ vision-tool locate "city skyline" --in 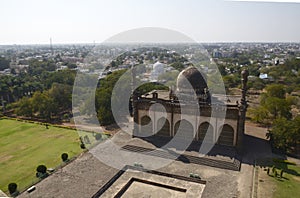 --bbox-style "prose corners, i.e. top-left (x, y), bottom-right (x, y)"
top-left (1, 0), bottom-right (300, 44)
